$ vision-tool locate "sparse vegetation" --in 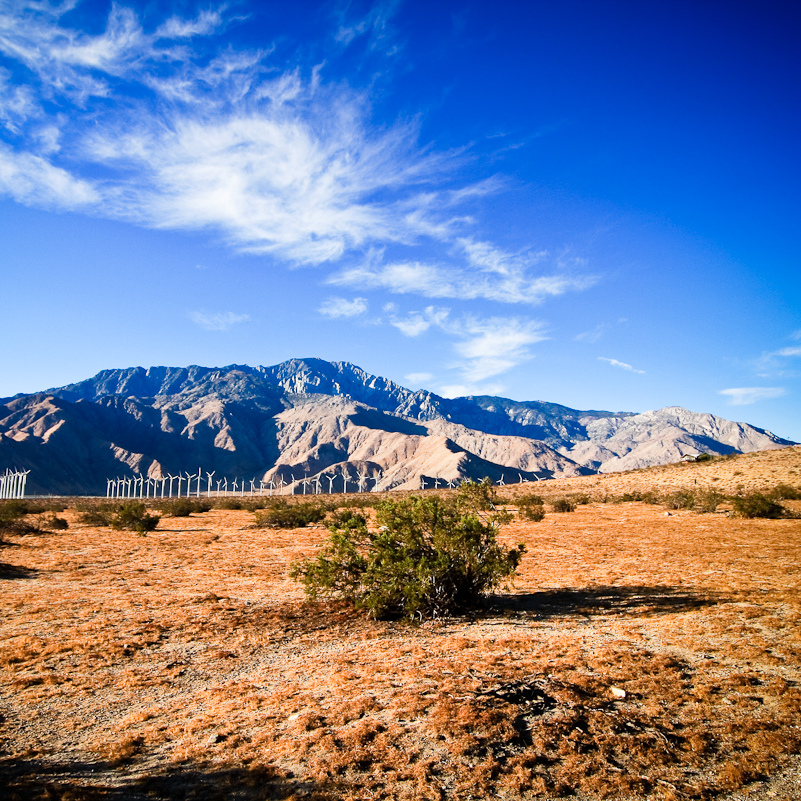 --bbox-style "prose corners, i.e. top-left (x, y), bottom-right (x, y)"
top-left (39, 513), bottom-right (69, 530)
top-left (253, 499), bottom-right (328, 528)
top-left (516, 493), bottom-right (545, 521)
top-left (3, 447), bottom-right (801, 800)
top-left (551, 497), bottom-right (575, 513)
top-left (731, 492), bottom-right (787, 519)
top-left (292, 481), bottom-right (524, 620)
top-left (158, 498), bottom-right (212, 517)
top-left (109, 501), bottom-right (161, 533)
